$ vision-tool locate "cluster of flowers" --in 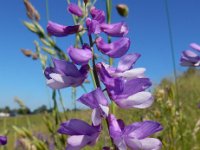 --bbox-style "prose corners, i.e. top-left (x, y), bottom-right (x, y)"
top-left (44, 1), bottom-right (163, 150)
top-left (180, 43), bottom-right (200, 67)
